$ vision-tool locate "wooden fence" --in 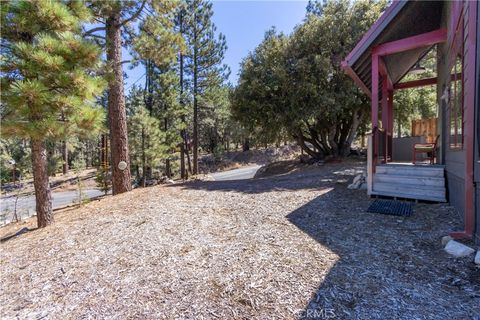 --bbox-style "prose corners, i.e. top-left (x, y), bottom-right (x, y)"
top-left (411, 117), bottom-right (437, 143)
